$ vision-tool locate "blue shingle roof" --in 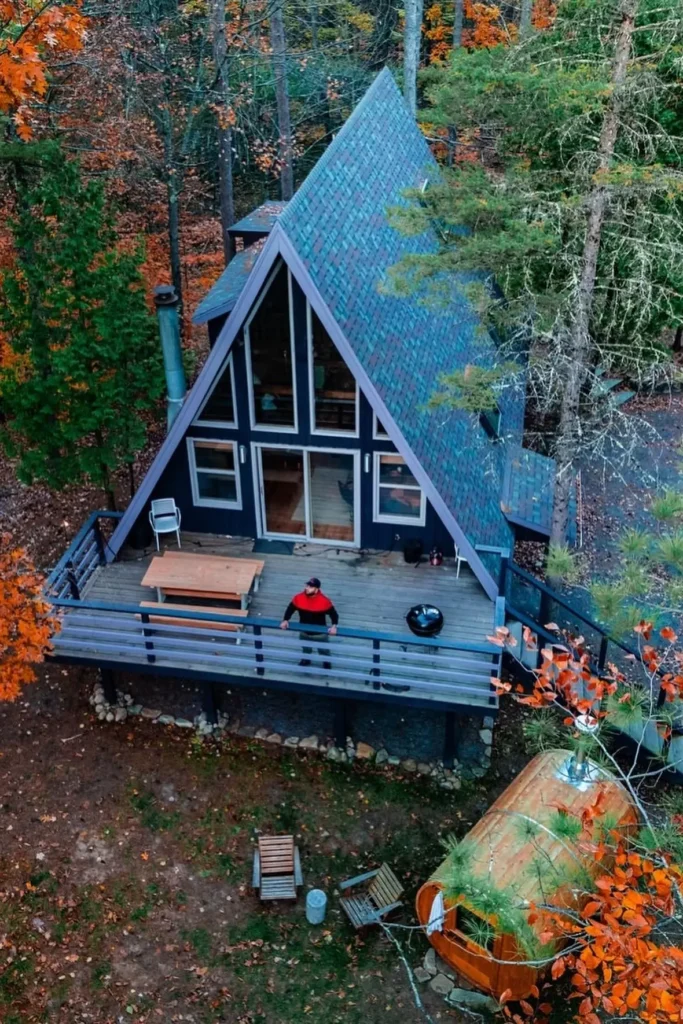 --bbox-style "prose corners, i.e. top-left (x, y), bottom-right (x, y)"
top-left (193, 240), bottom-right (265, 325)
top-left (278, 68), bottom-right (517, 550)
top-left (229, 201), bottom-right (288, 236)
top-left (503, 445), bottom-right (556, 535)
